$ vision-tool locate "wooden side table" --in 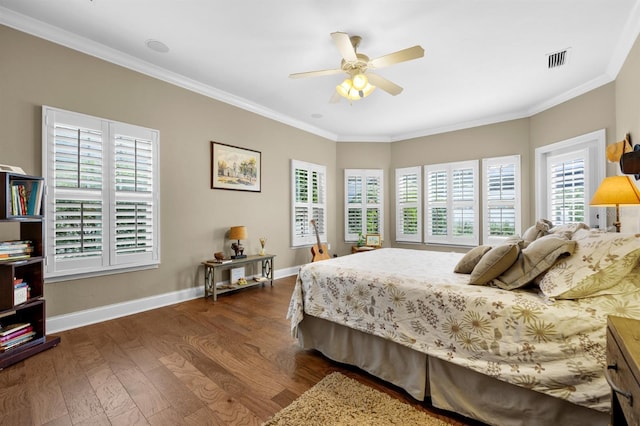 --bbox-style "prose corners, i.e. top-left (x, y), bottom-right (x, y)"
top-left (351, 245), bottom-right (380, 254)
top-left (606, 315), bottom-right (640, 425)
top-left (202, 254), bottom-right (275, 301)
